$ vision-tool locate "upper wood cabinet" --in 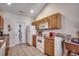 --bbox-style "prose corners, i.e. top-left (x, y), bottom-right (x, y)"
top-left (42, 17), bottom-right (48, 23)
top-left (32, 13), bottom-right (62, 29)
top-left (33, 21), bottom-right (40, 30)
top-left (48, 13), bottom-right (61, 29)
top-left (0, 16), bottom-right (4, 30)
top-left (36, 21), bottom-right (40, 29)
